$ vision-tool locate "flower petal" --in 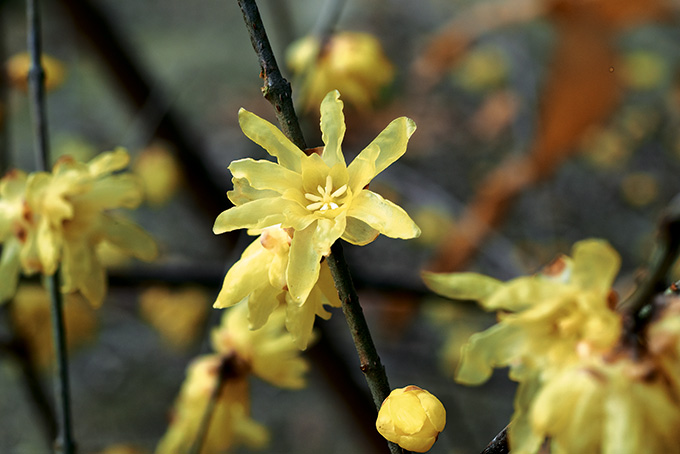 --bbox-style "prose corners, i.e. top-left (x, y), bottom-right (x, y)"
top-left (229, 158), bottom-right (302, 193)
top-left (422, 271), bottom-right (503, 302)
top-left (214, 239), bottom-right (271, 308)
top-left (347, 117), bottom-right (416, 193)
top-left (285, 288), bottom-right (322, 350)
top-left (87, 148), bottom-right (130, 177)
top-left (341, 216), bottom-right (380, 246)
top-left (238, 108), bottom-right (305, 172)
top-left (213, 198), bottom-right (289, 234)
top-left (0, 238), bottom-right (21, 302)
top-left (570, 239), bottom-right (620, 295)
top-left (287, 224), bottom-right (321, 303)
top-left (347, 190), bottom-right (420, 240)
top-left (319, 90), bottom-right (347, 168)
top-left (313, 216), bottom-right (346, 257)
top-left (248, 284), bottom-right (283, 330)
top-left (99, 215), bottom-right (158, 261)
top-left (228, 177), bottom-right (280, 206)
